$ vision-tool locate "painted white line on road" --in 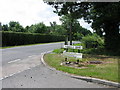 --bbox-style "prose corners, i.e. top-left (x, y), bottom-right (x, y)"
top-left (0, 65), bottom-right (39, 81)
top-left (28, 55), bottom-right (35, 58)
top-left (0, 78), bottom-right (3, 80)
top-left (8, 59), bottom-right (21, 64)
